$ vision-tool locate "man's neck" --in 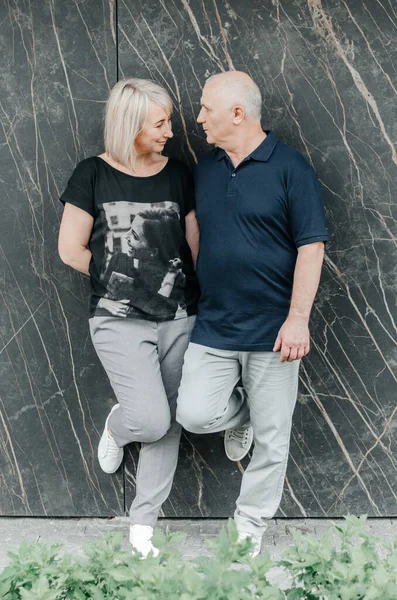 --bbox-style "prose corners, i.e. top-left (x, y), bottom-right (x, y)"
top-left (225, 129), bottom-right (267, 167)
